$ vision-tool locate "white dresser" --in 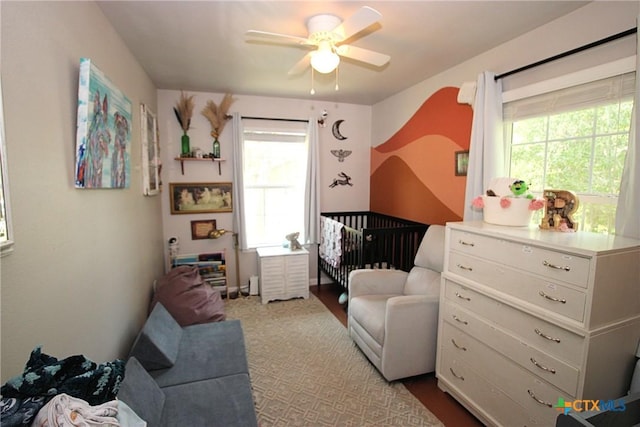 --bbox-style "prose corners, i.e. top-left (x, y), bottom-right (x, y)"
top-left (436, 221), bottom-right (640, 427)
top-left (256, 246), bottom-right (309, 304)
